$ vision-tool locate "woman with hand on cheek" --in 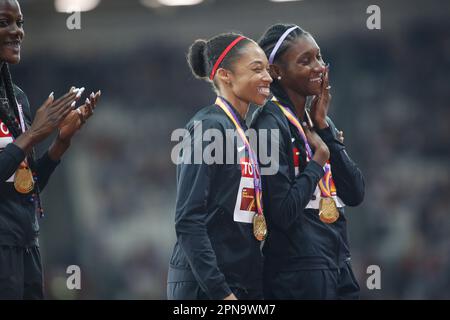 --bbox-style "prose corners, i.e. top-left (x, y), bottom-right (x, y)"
top-left (252, 23), bottom-right (365, 299)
